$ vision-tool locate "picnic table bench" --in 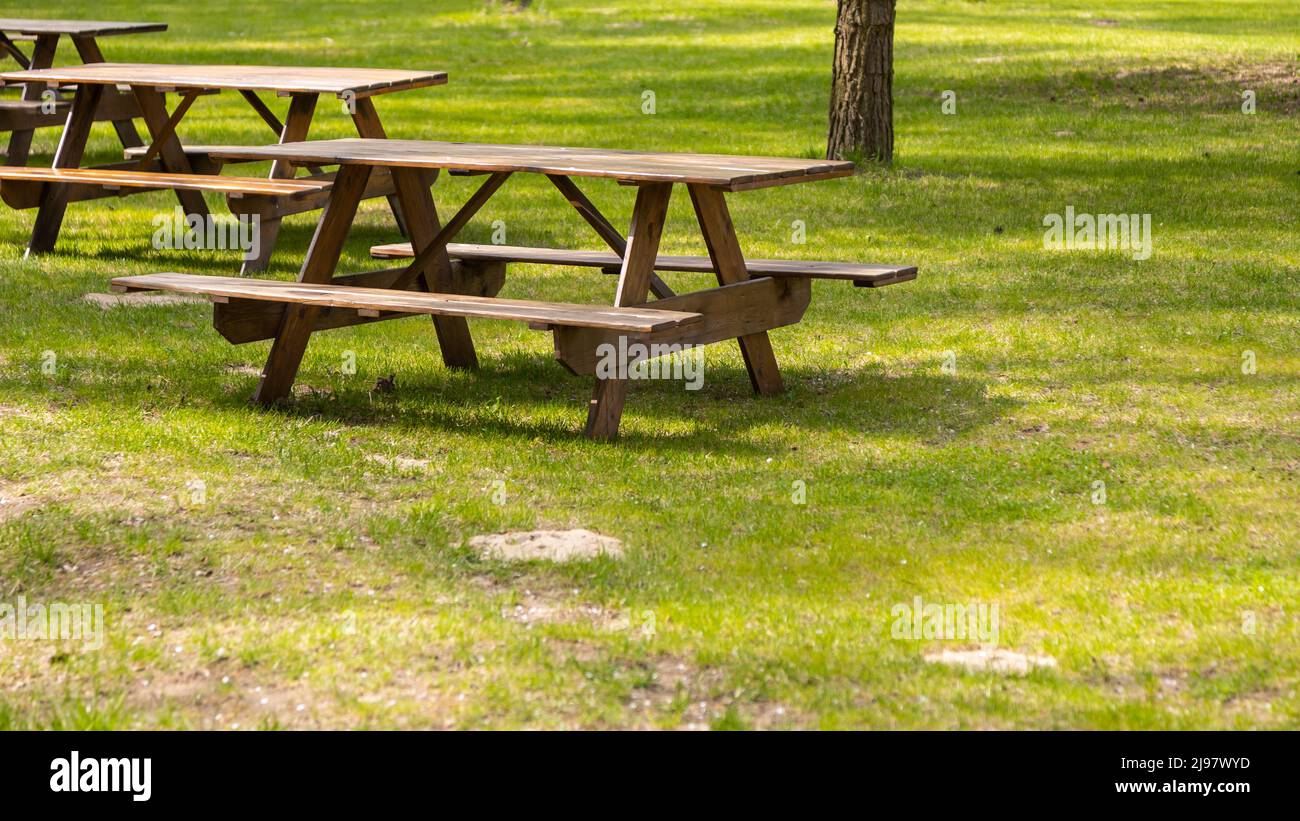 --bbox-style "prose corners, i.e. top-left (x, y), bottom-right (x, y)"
top-left (0, 62), bottom-right (446, 271)
top-left (0, 19), bottom-right (164, 165)
top-left (110, 138), bottom-right (917, 439)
